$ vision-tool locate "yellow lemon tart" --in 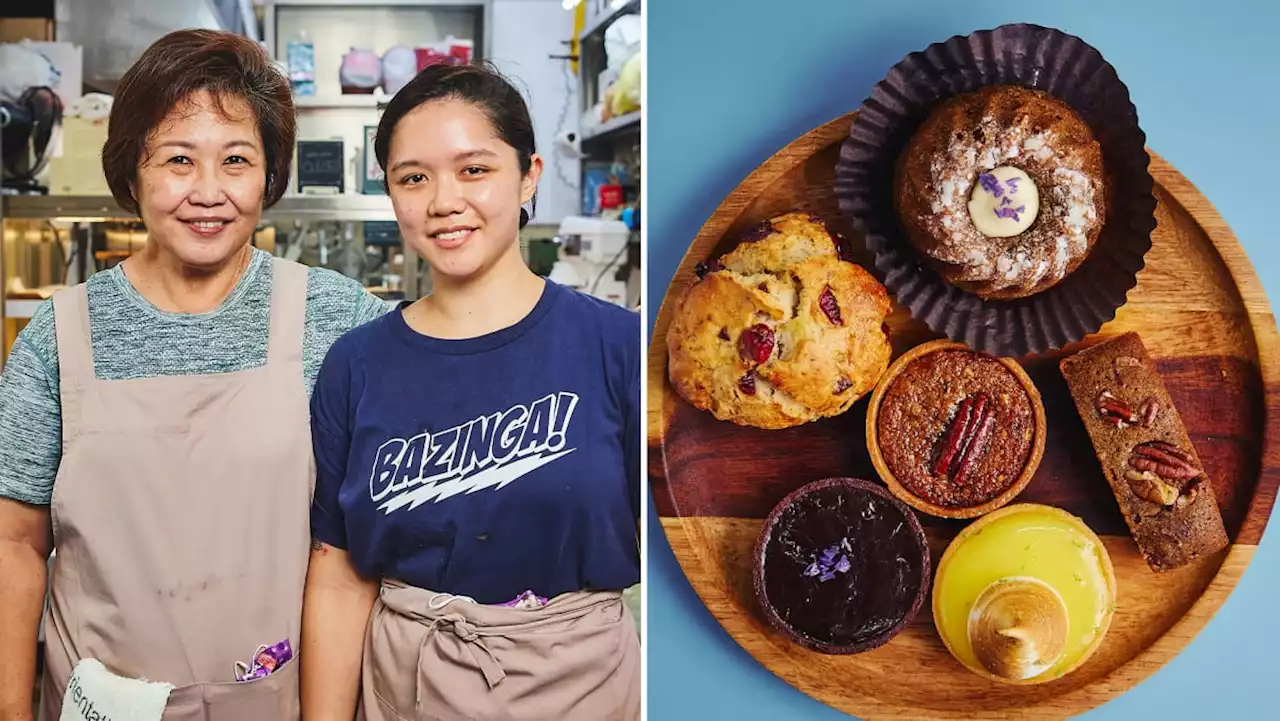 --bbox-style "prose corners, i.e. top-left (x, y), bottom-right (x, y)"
top-left (932, 503), bottom-right (1116, 684)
